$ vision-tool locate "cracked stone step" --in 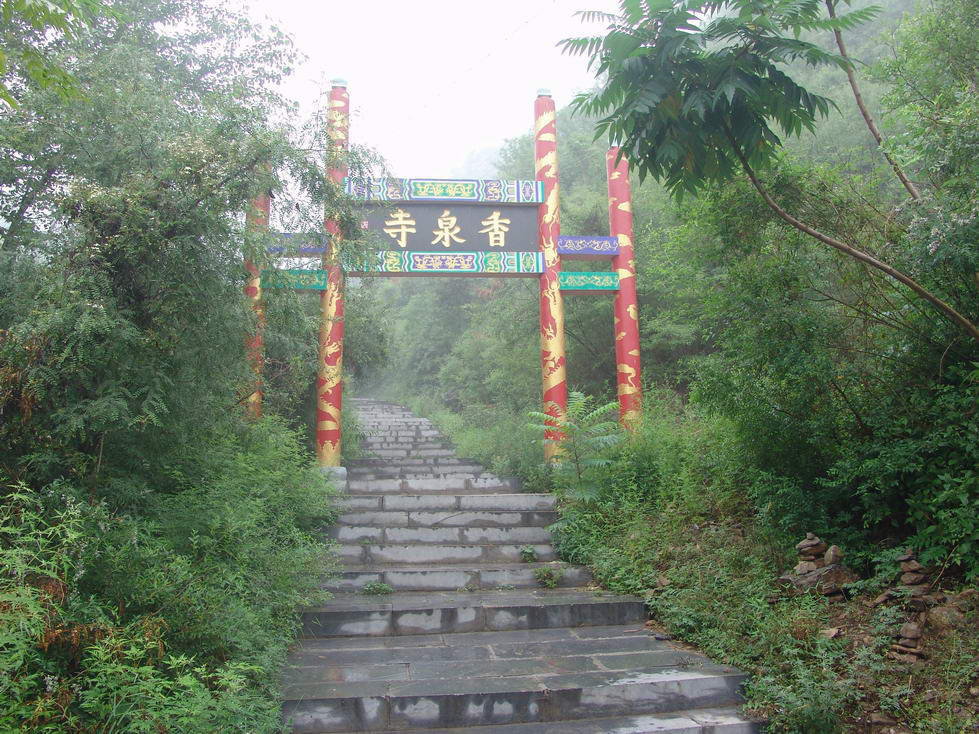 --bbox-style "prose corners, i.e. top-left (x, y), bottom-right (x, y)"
top-left (281, 666), bottom-right (748, 733)
top-left (336, 543), bottom-right (557, 565)
top-left (336, 510), bottom-right (558, 528)
top-left (328, 525), bottom-right (554, 545)
top-left (310, 708), bottom-right (762, 734)
top-left (339, 494), bottom-right (555, 512)
top-left (300, 592), bottom-right (646, 638)
top-left (323, 562), bottom-right (590, 592)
